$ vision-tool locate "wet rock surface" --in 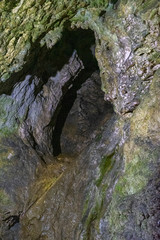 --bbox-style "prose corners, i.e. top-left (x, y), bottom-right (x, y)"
top-left (0, 0), bottom-right (160, 239)
top-left (20, 114), bottom-right (120, 240)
